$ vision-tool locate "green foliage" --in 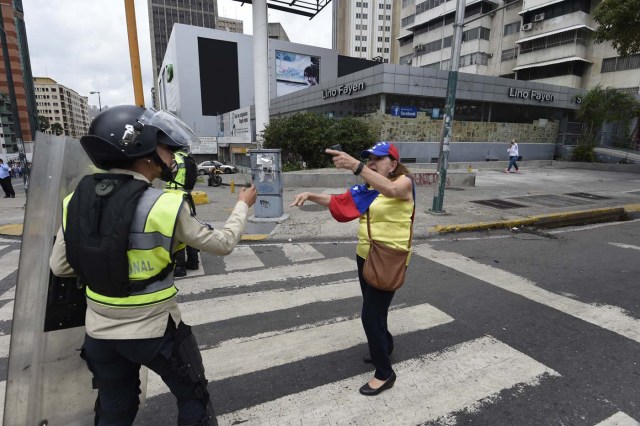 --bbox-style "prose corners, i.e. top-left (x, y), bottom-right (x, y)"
top-left (574, 85), bottom-right (640, 161)
top-left (572, 141), bottom-right (596, 162)
top-left (262, 112), bottom-right (377, 169)
top-left (38, 115), bottom-right (50, 132)
top-left (593, 0), bottom-right (640, 56)
top-left (50, 122), bottom-right (64, 136)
